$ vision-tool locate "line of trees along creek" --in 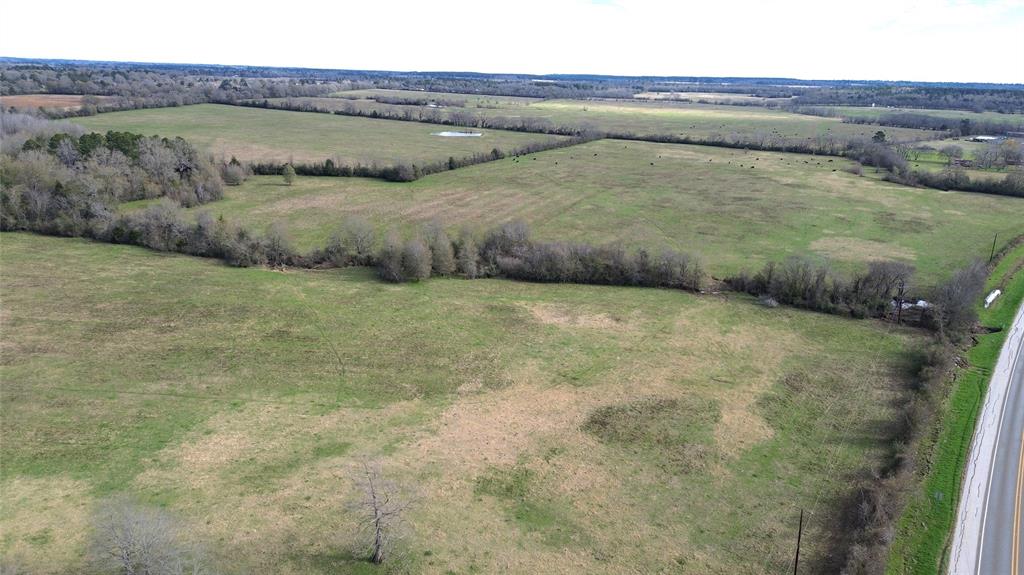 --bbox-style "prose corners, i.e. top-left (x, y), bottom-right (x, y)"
top-left (247, 134), bottom-right (597, 182)
top-left (843, 138), bottom-right (1024, 198)
top-left (791, 106), bottom-right (1024, 136)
